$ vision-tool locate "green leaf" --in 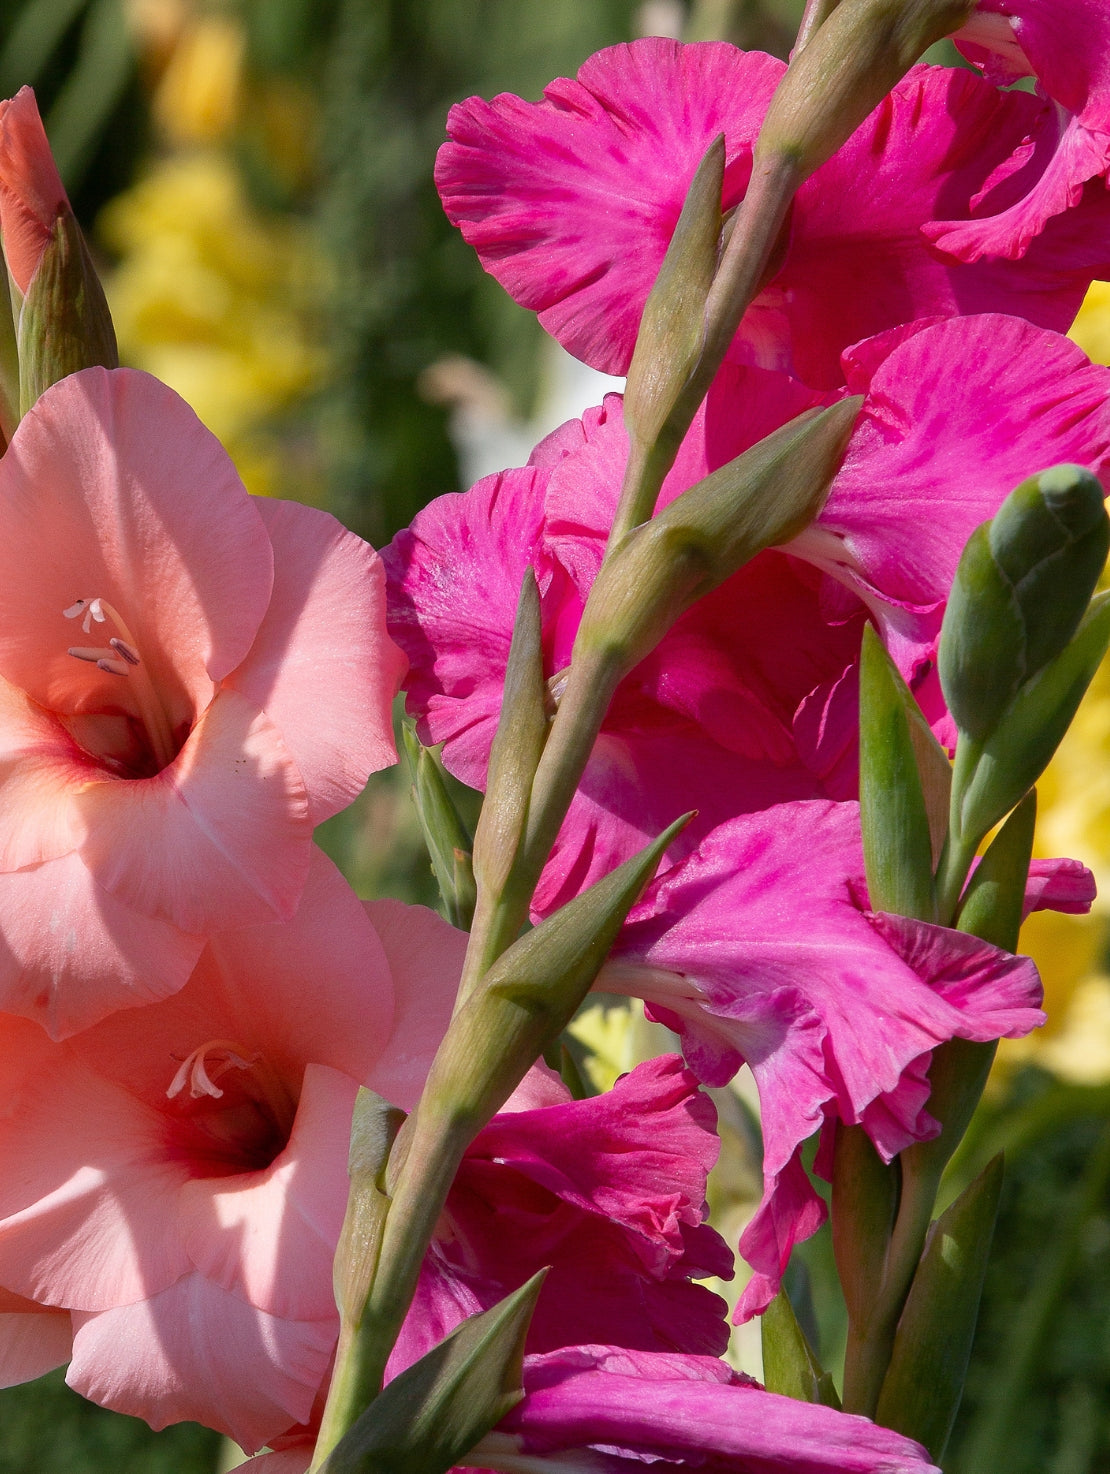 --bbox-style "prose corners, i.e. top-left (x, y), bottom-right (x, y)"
top-left (875, 1155), bottom-right (1003, 1461)
top-left (320, 1272), bottom-right (545, 1474)
top-left (858, 625), bottom-right (936, 920)
top-left (402, 724), bottom-right (476, 931)
top-left (955, 790), bottom-right (1036, 952)
top-left (761, 1286), bottom-right (841, 1408)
